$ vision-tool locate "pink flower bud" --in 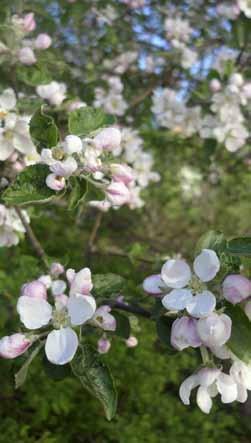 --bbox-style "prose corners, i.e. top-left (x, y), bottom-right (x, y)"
top-left (21, 280), bottom-right (47, 300)
top-left (223, 274), bottom-right (251, 304)
top-left (210, 79), bottom-right (221, 93)
top-left (93, 127), bottom-right (121, 152)
top-left (0, 333), bottom-right (32, 359)
top-left (106, 181), bottom-right (130, 206)
top-left (171, 316), bottom-right (202, 351)
top-left (50, 262), bottom-right (65, 277)
top-left (46, 173), bottom-right (65, 191)
top-left (98, 337), bottom-right (111, 354)
top-left (110, 163), bottom-right (135, 185)
top-left (22, 13), bottom-right (36, 33)
top-left (18, 47), bottom-right (37, 65)
top-left (69, 268), bottom-right (93, 296)
top-left (125, 336), bottom-right (138, 348)
top-left (35, 33), bottom-right (52, 50)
